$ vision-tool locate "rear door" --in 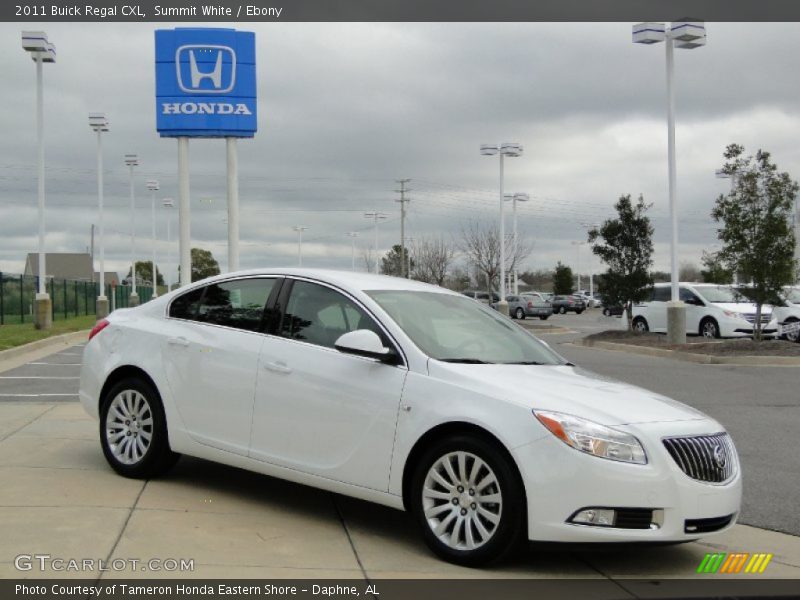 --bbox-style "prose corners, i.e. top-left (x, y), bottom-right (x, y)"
top-left (250, 278), bottom-right (407, 491)
top-left (162, 277), bottom-right (280, 456)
